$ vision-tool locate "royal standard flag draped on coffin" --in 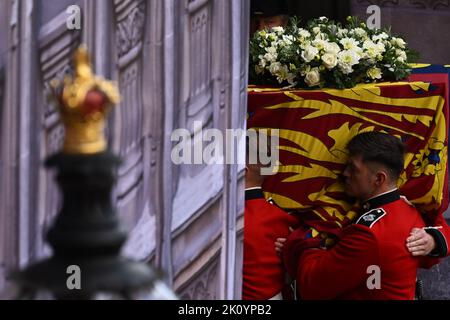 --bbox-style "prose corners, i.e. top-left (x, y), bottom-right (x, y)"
top-left (248, 79), bottom-right (449, 233)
